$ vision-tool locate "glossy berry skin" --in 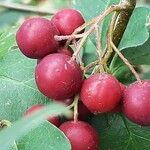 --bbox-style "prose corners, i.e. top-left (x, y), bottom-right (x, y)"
top-left (16, 17), bottom-right (59, 59)
top-left (51, 9), bottom-right (85, 35)
top-left (110, 83), bottom-right (126, 113)
top-left (59, 121), bottom-right (99, 150)
top-left (123, 80), bottom-right (150, 126)
top-left (80, 73), bottom-right (121, 113)
top-left (24, 105), bottom-right (61, 127)
top-left (35, 53), bottom-right (82, 100)
top-left (78, 102), bottom-right (92, 121)
top-left (57, 47), bottom-right (73, 57)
